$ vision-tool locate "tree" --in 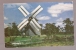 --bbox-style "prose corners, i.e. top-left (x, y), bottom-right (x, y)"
top-left (11, 22), bottom-right (20, 36)
top-left (44, 23), bottom-right (59, 39)
top-left (5, 27), bottom-right (11, 37)
top-left (63, 18), bottom-right (74, 34)
top-left (63, 18), bottom-right (74, 42)
top-left (5, 23), bottom-right (12, 37)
